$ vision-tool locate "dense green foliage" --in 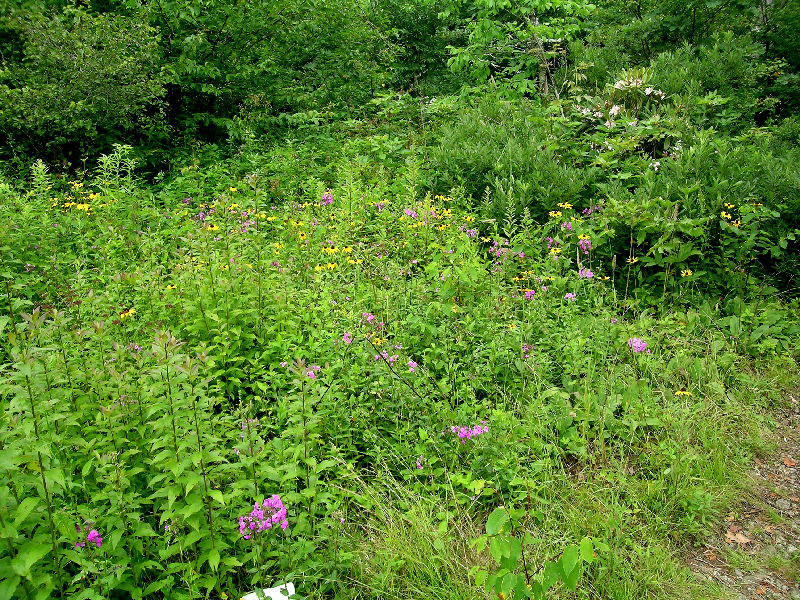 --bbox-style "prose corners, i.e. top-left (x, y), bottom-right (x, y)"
top-left (1, 0), bottom-right (800, 599)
